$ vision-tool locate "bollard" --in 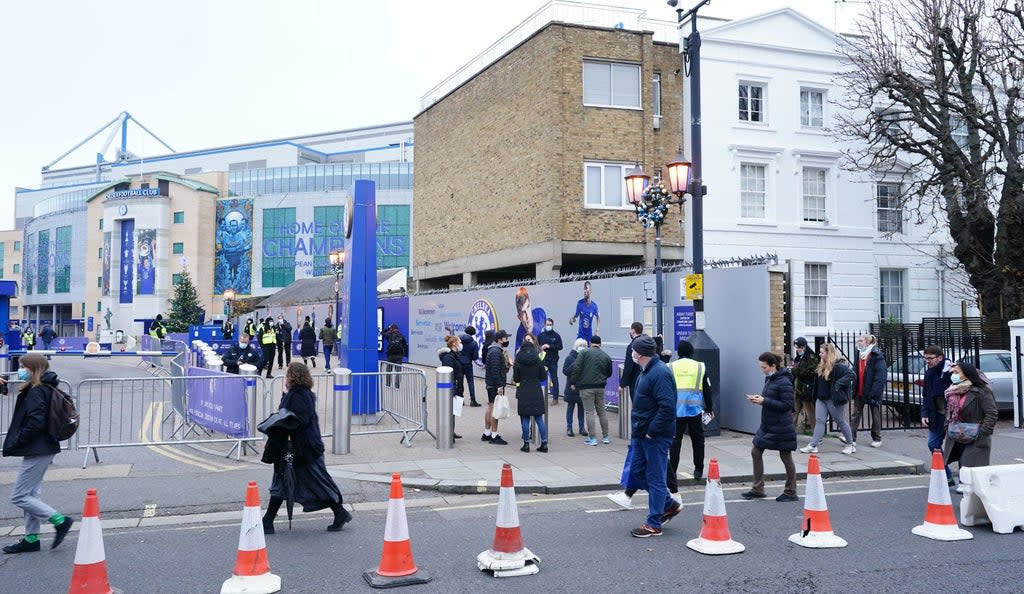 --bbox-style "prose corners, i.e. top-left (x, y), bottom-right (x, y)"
top-left (206, 357), bottom-right (223, 372)
top-left (436, 366), bottom-right (454, 450)
top-left (332, 368), bottom-right (352, 455)
top-left (618, 385), bottom-right (632, 440)
top-left (0, 344), bottom-right (8, 376)
top-left (239, 364), bottom-right (259, 438)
